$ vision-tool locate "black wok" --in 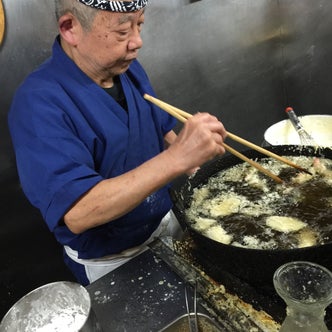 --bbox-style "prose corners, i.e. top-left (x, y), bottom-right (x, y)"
top-left (171, 145), bottom-right (332, 286)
